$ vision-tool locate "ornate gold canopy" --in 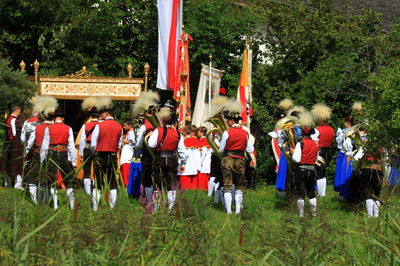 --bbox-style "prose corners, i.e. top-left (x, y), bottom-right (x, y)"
top-left (24, 62), bottom-right (149, 100)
